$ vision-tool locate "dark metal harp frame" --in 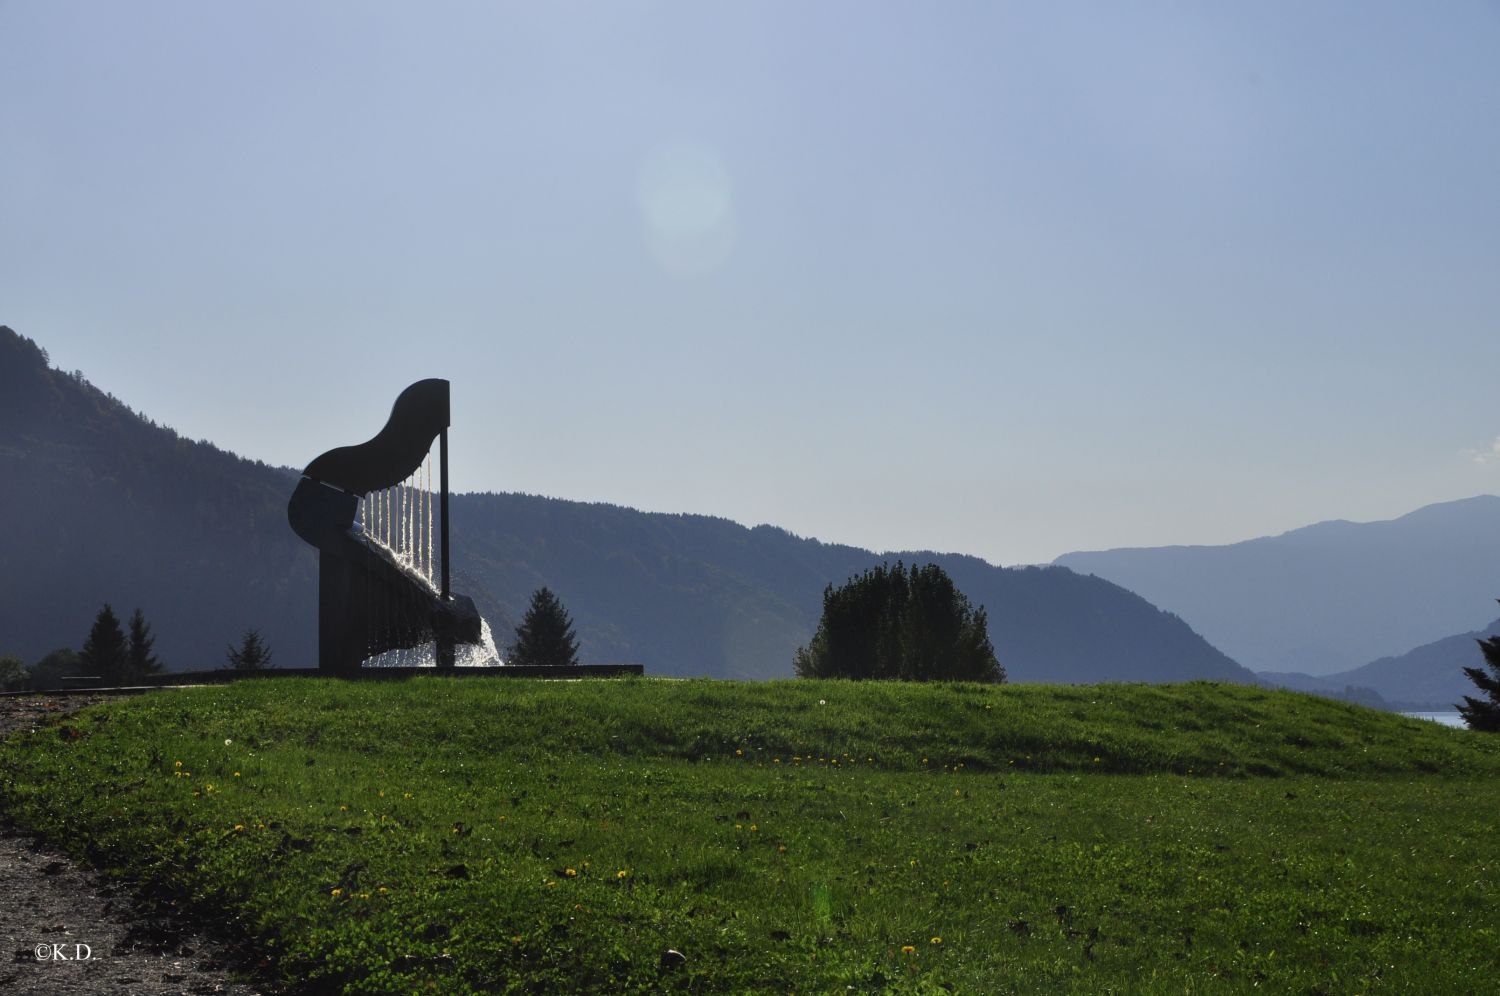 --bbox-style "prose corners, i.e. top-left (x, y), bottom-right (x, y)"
top-left (288, 379), bottom-right (480, 672)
